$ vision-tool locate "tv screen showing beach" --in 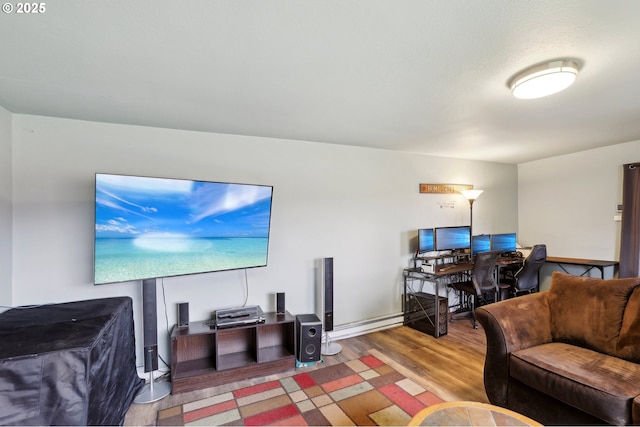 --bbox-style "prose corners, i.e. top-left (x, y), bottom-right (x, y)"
top-left (94, 173), bottom-right (273, 285)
